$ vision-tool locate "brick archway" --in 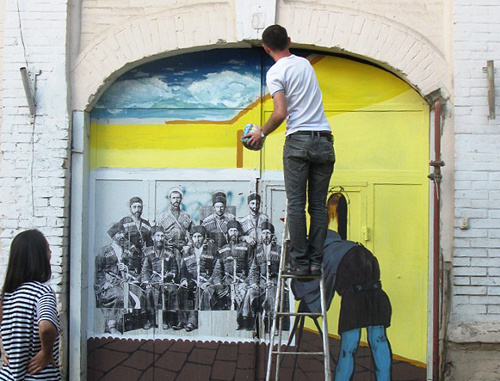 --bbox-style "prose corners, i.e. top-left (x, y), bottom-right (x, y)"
top-left (72, 4), bottom-right (447, 112)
